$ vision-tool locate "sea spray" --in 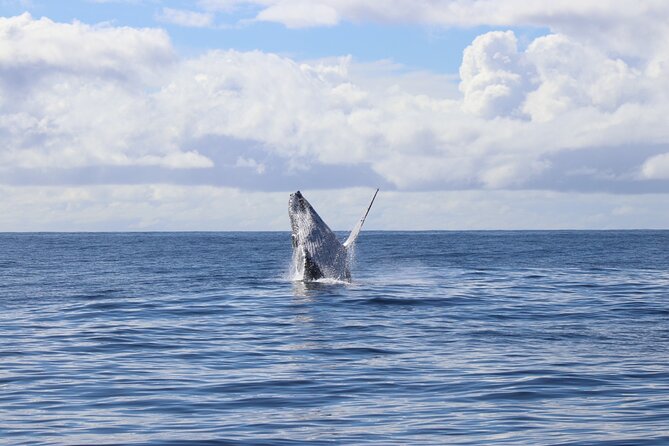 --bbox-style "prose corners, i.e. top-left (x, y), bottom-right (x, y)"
top-left (289, 243), bottom-right (305, 281)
